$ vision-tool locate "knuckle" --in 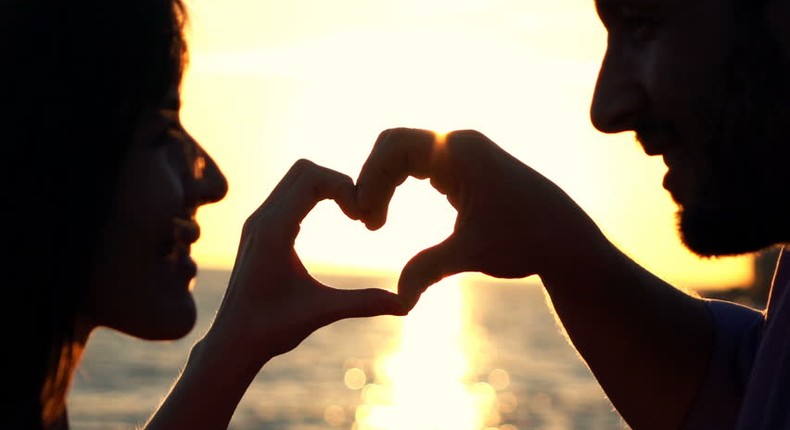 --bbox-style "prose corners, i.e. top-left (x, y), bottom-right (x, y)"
top-left (376, 128), bottom-right (393, 141)
top-left (447, 129), bottom-right (485, 143)
top-left (337, 171), bottom-right (354, 185)
top-left (293, 158), bottom-right (316, 171)
top-left (242, 210), bottom-right (289, 243)
top-left (241, 212), bottom-right (261, 236)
